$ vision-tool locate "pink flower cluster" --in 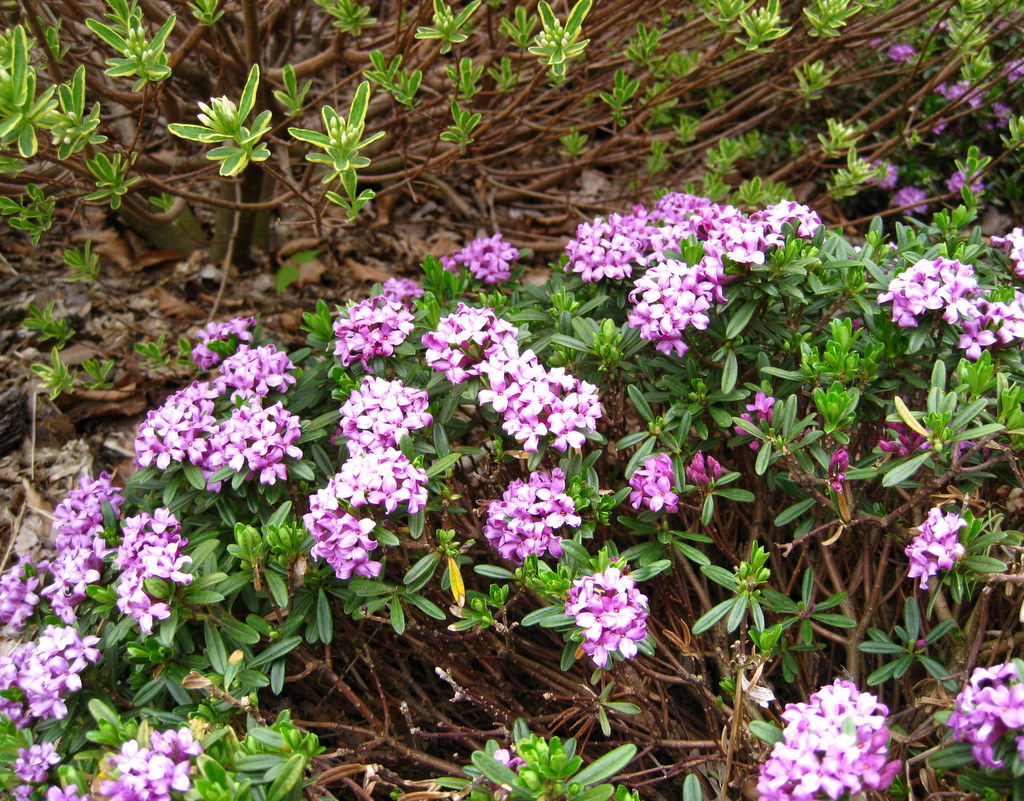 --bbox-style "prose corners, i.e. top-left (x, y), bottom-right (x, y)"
top-left (114, 509), bottom-right (192, 634)
top-left (422, 303), bottom-right (601, 452)
top-left (484, 468), bottom-right (580, 563)
top-left (565, 565), bottom-right (649, 667)
top-left (380, 277), bottom-right (424, 305)
top-left (735, 391), bottom-right (776, 449)
top-left (827, 448), bottom-right (848, 493)
top-left (191, 315), bottom-right (256, 370)
top-left (891, 186), bottom-right (929, 215)
top-left (135, 381), bottom-right (219, 470)
top-left (629, 453), bottom-right (679, 513)
top-left (878, 257), bottom-right (978, 328)
top-left (877, 256), bottom-right (1024, 360)
top-left (443, 233), bottom-right (520, 284)
top-left (305, 448), bottom-right (427, 579)
top-left (565, 207), bottom-right (652, 282)
top-left (478, 350), bottom-right (602, 452)
top-left (686, 452), bottom-right (723, 487)
top-left (304, 482), bottom-right (382, 580)
top-left (757, 679), bottom-right (900, 801)
top-left (877, 421), bottom-right (929, 458)
top-left (333, 295), bottom-right (415, 370)
top-left (335, 447), bottom-right (428, 514)
top-left (422, 303), bottom-right (520, 384)
top-left (0, 473), bottom-right (123, 626)
top-left (627, 259), bottom-right (712, 356)
top-left (338, 376), bottom-right (433, 455)
top-left (0, 556), bottom-right (40, 630)
top-left (214, 343), bottom-right (296, 401)
top-left (947, 662), bottom-right (1024, 768)
top-left (99, 728), bottom-right (202, 801)
top-left (566, 194), bottom-right (820, 355)
top-left (905, 507), bottom-right (967, 590)
top-left (0, 624), bottom-right (101, 725)
top-left (206, 401), bottom-right (303, 486)
top-left (12, 742), bottom-right (60, 793)
top-left (991, 227), bottom-right (1024, 278)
